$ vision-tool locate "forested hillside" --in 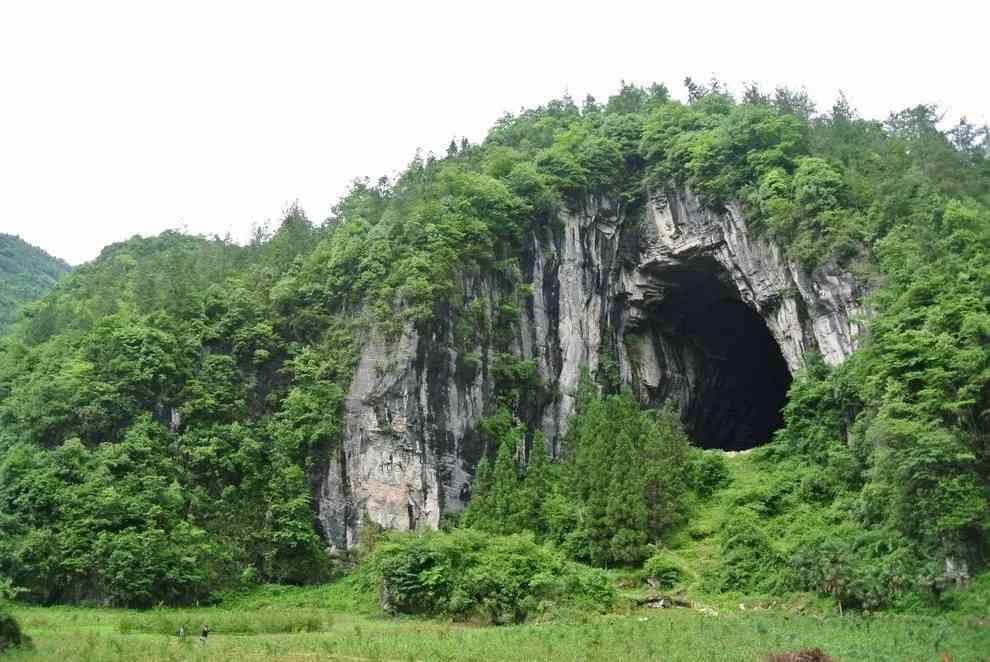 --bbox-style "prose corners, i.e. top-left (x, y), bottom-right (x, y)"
top-left (0, 80), bottom-right (987, 615)
top-left (0, 234), bottom-right (70, 332)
